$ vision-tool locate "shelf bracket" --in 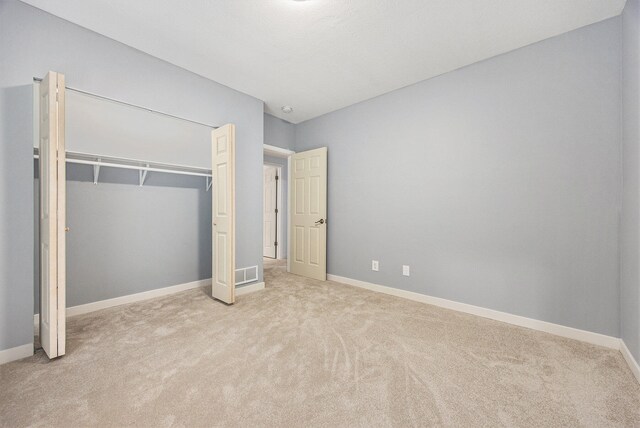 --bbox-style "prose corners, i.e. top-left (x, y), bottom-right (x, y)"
top-left (206, 177), bottom-right (212, 191)
top-left (139, 165), bottom-right (148, 187)
top-left (93, 161), bottom-right (101, 185)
